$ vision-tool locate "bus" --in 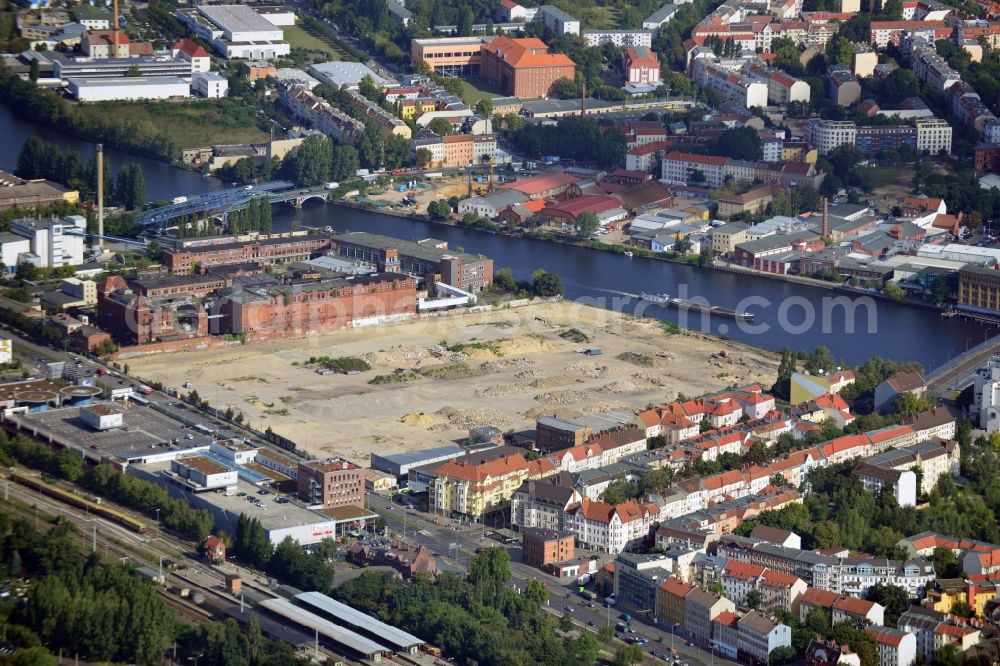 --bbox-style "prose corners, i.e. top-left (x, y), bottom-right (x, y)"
top-left (129, 394), bottom-right (151, 406)
top-left (192, 424), bottom-right (215, 436)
